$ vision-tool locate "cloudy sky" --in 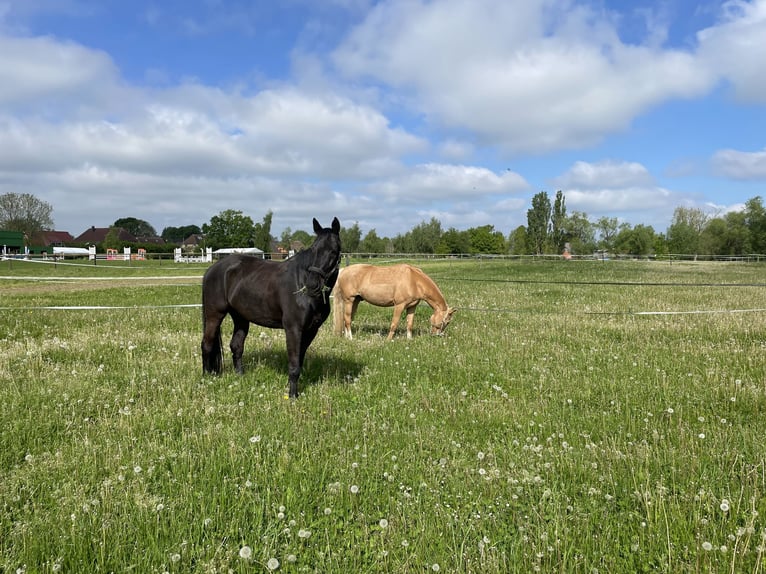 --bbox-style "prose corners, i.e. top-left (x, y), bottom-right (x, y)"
top-left (1, 0), bottom-right (765, 239)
